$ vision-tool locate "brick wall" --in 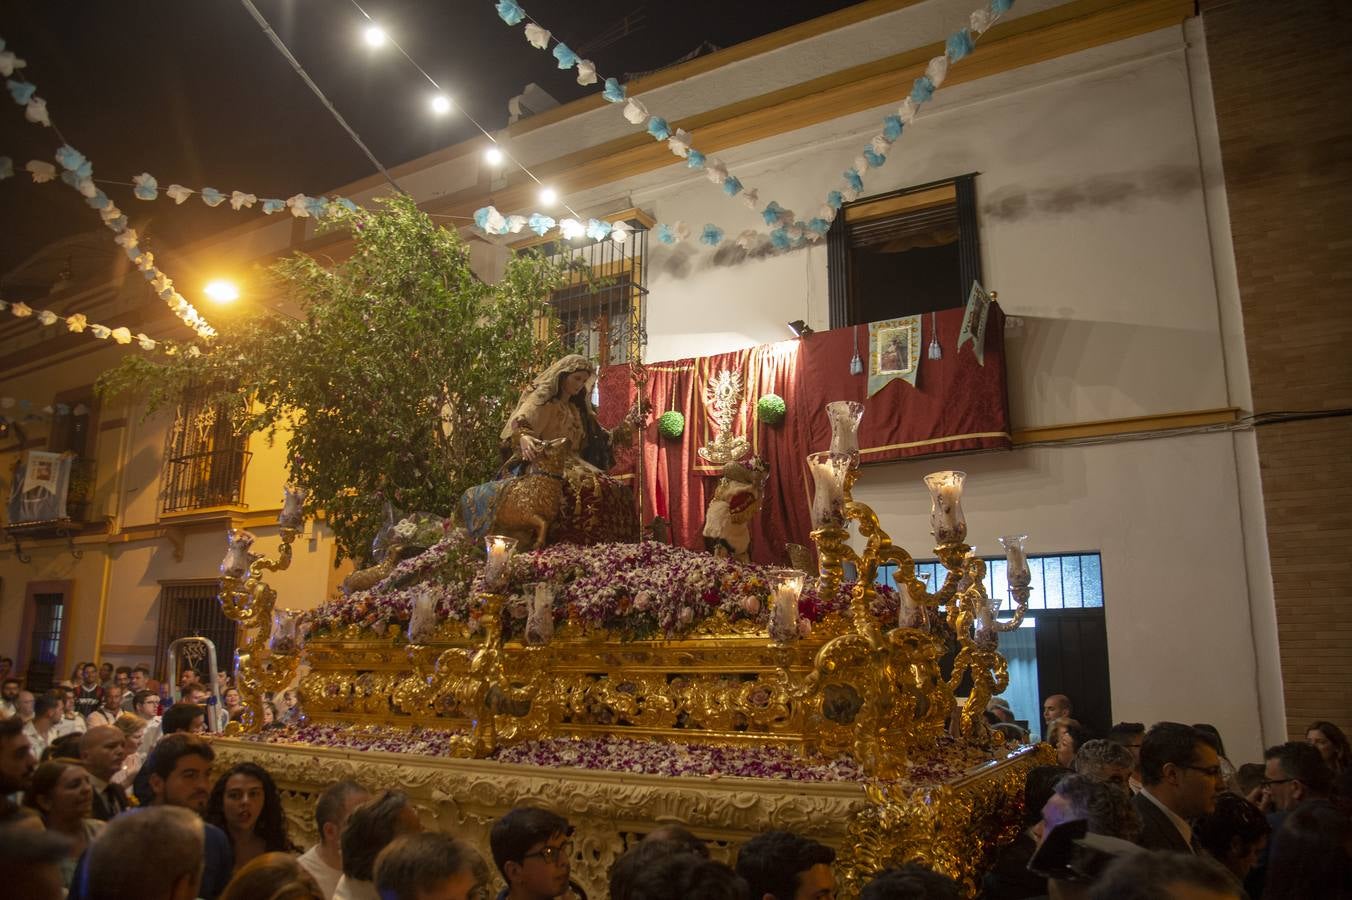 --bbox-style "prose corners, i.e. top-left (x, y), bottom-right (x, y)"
top-left (1202, 0), bottom-right (1352, 740)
